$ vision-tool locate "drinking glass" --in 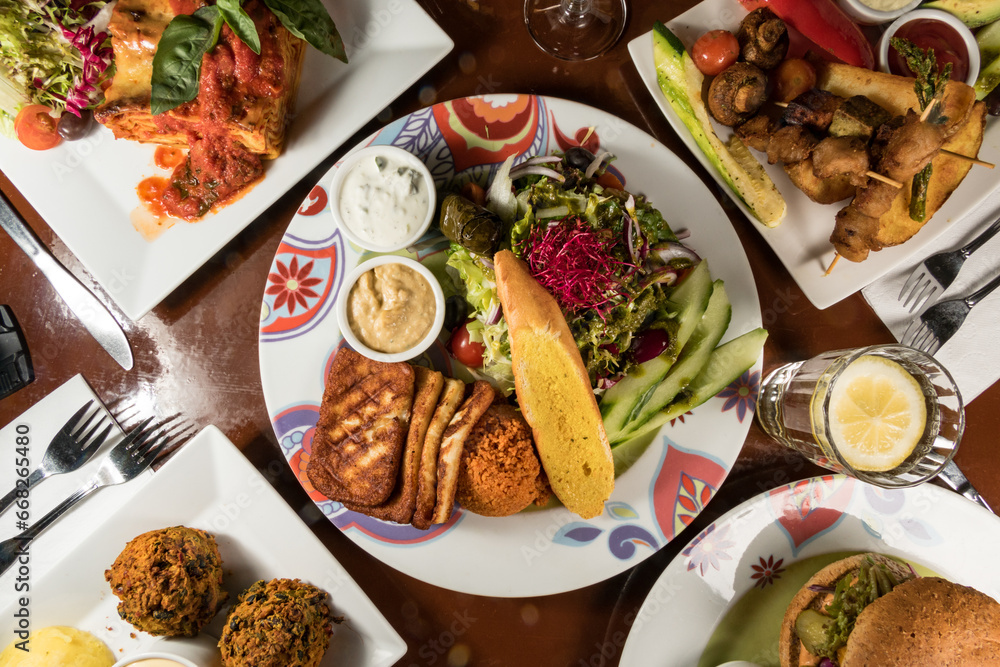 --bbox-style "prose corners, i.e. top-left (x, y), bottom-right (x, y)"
top-left (757, 344), bottom-right (964, 488)
top-left (523, 0), bottom-right (628, 61)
